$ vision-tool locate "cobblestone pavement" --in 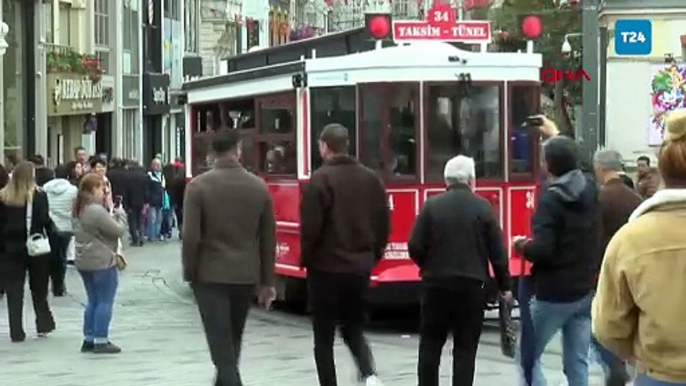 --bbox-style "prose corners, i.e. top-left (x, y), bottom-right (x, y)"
top-left (0, 242), bottom-right (604, 385)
